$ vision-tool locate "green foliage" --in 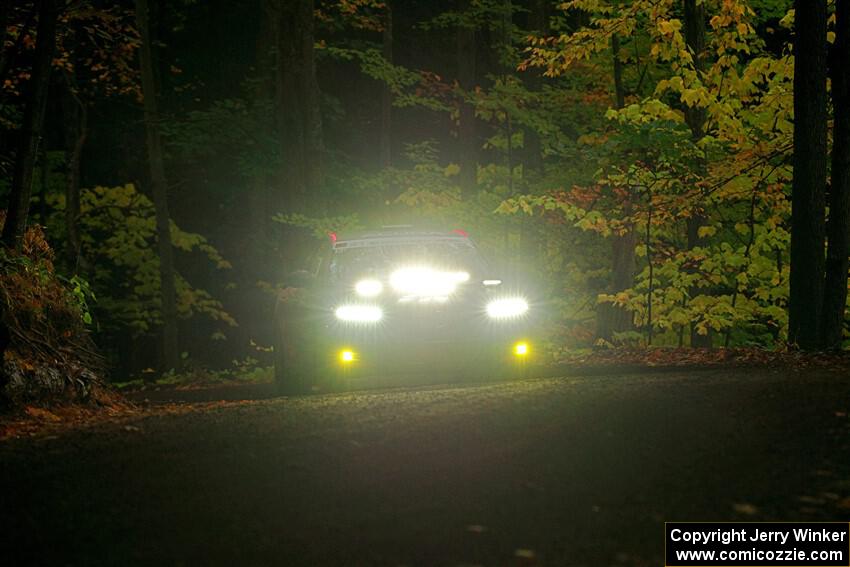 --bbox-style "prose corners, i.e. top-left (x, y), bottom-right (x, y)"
top-left (162, 97), bottom-right (279, 180)
top-left (272, 212), bottom-right (363, 239)
top-left (62, 275), bottom-right (97, 326)
top-left (494, 0), bottom-right (803, 347)
top-left (115, 357), bottom-right (273, 390)
top-left (0, 223), bottom-right (102, 376)
top-left (46, 184), bottom-right (236, 336)
top-left (323, 47), bottom-right (449, 111)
